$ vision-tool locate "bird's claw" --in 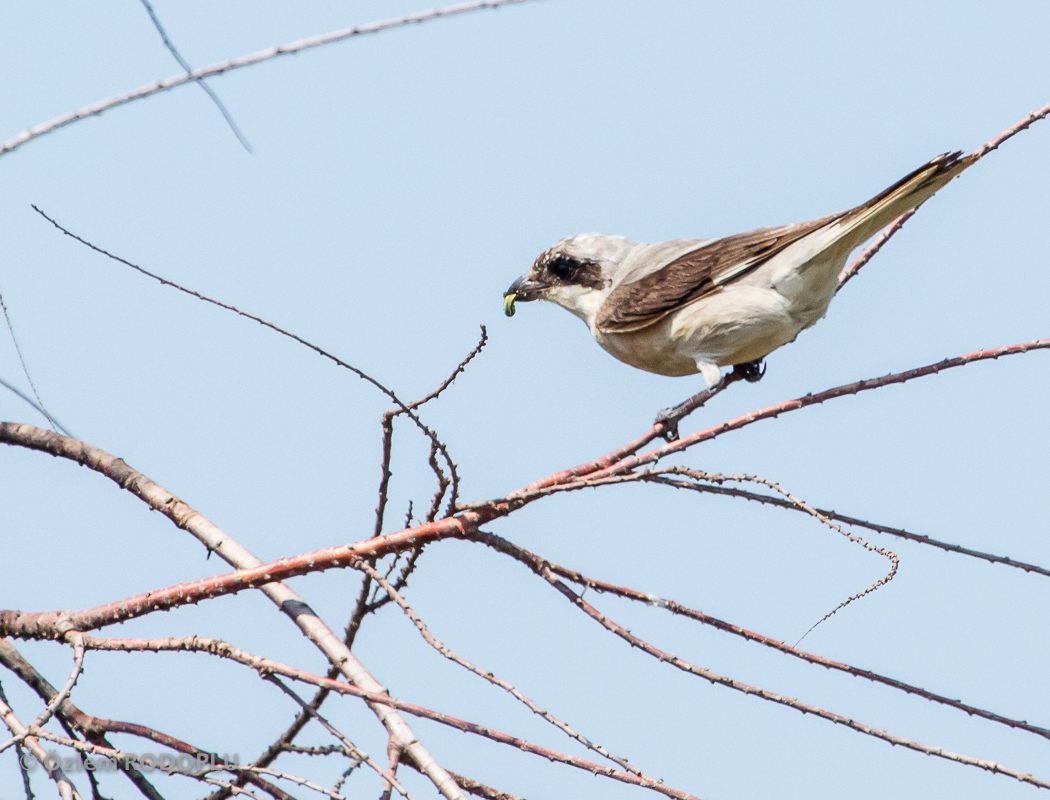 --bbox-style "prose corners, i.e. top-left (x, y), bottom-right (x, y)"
top-left (654, 408), bottom-right (680, 441)
top-left (733, 359), bottom-right (766, 383)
